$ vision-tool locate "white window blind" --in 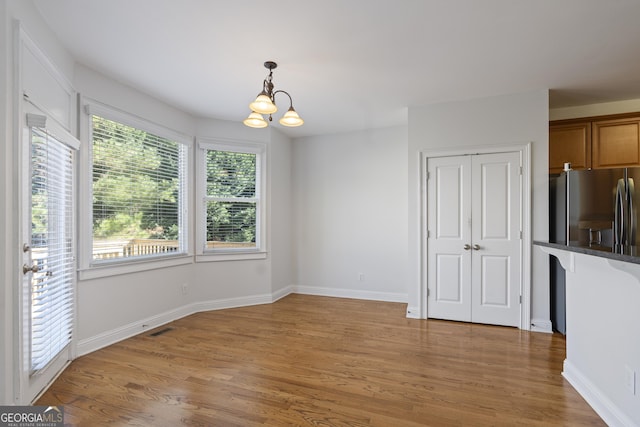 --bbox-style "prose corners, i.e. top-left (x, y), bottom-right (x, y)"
top-left (204, 149), bottom-right (259, 250)
top-left (91, 115), bottom-right (187, 262)
top-left (30, 127), bottom-right (74, 373)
